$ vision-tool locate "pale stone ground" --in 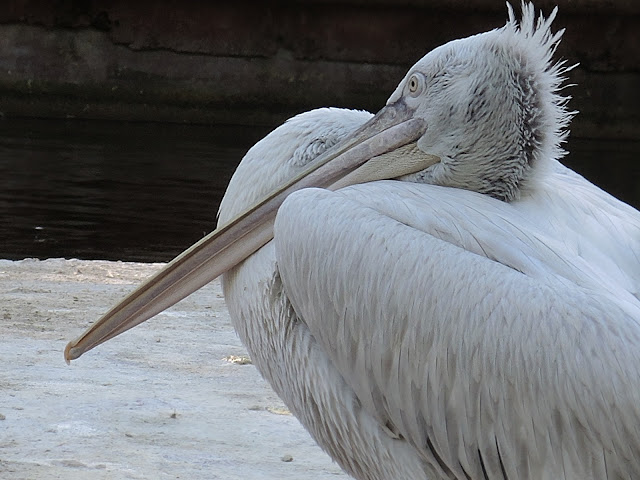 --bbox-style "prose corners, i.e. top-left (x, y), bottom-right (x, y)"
top-left (0, 258), bottom-right (347, 480)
